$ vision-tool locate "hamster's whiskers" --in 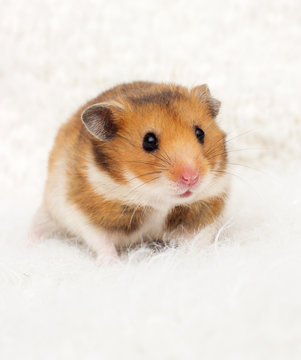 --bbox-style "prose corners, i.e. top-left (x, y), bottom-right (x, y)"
top-left (206, 147), bottom-right (262, 161)
top-left (121, 160), bottom-right (168, 171)
top-left (211, 168), bottom-right (263, 199)
top-left (205, 129), bottom-right (256, 159)
top-left (148, 153), bottom-right (170, 167)
top-left (125, 176), bottom-right (161, 197)
top-left (126, 171), bottom-right (163, 183)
